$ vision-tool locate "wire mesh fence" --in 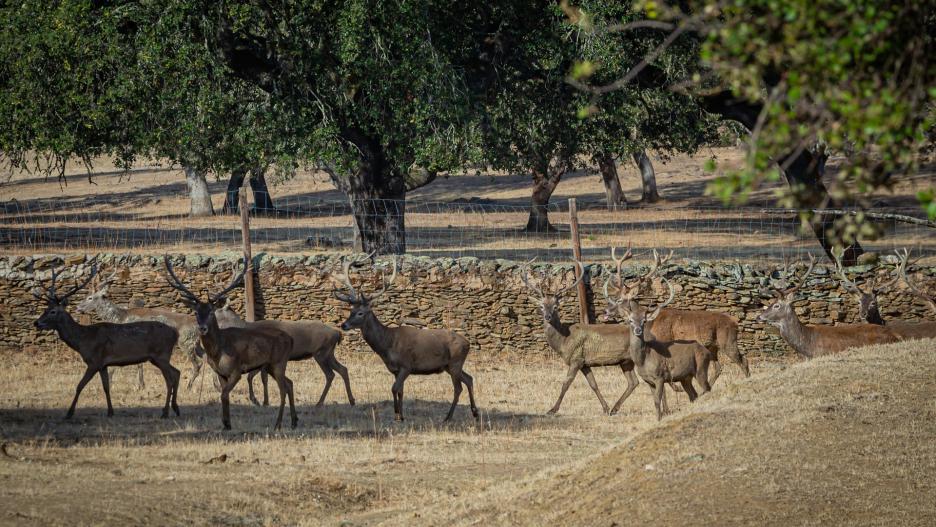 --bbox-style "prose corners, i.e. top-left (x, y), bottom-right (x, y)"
top-left (1, 194), bottom-right (934, 264)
